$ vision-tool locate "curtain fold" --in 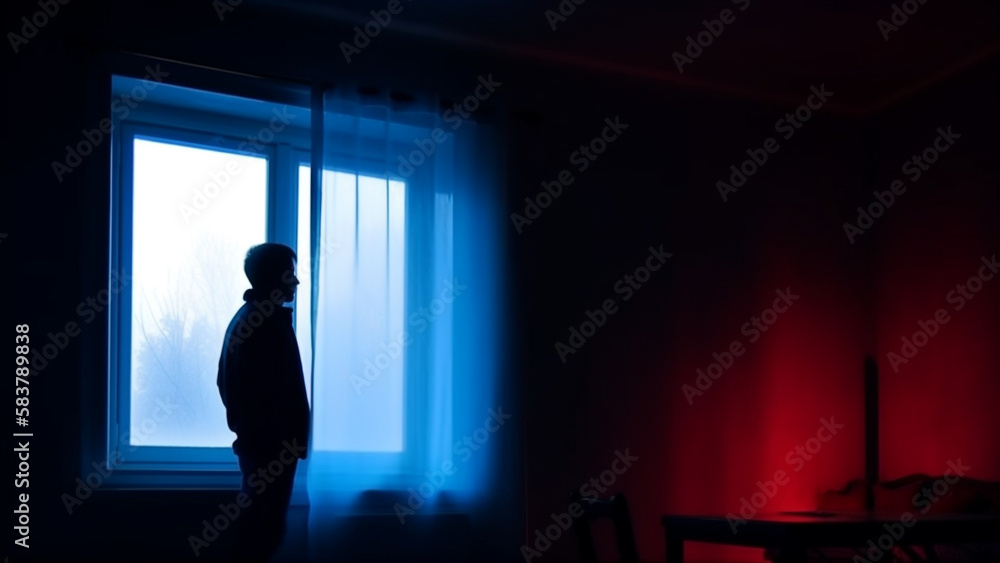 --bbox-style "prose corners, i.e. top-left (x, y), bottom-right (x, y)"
top-left (300, 83), bottom-right (510, 554)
